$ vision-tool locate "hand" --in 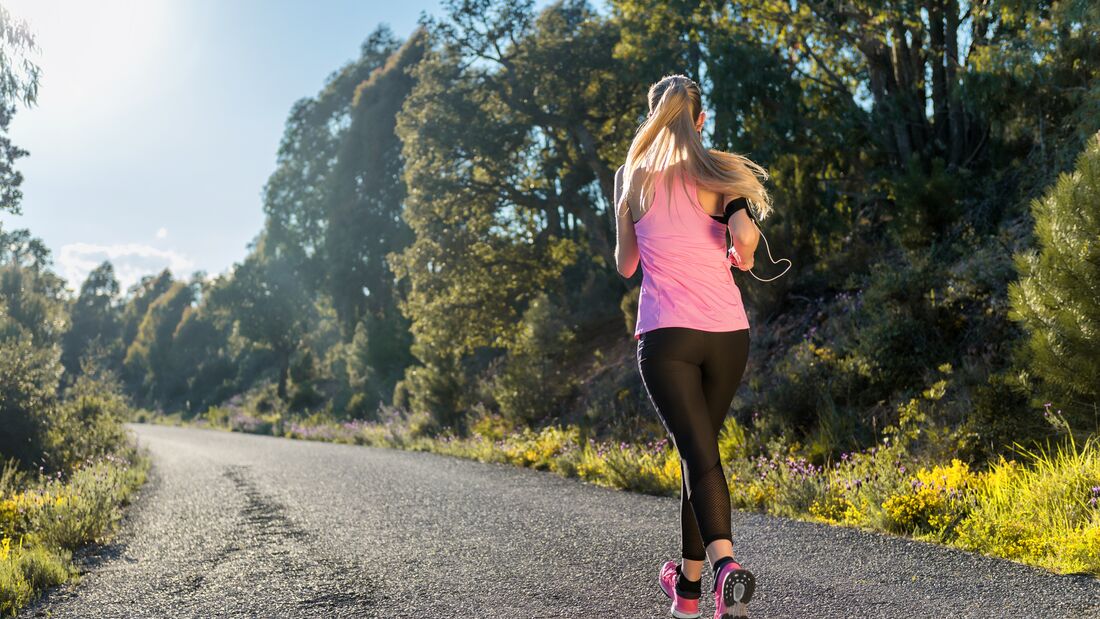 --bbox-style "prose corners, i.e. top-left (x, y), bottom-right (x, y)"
top-left (728, 248), bottom-right (753, 271)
